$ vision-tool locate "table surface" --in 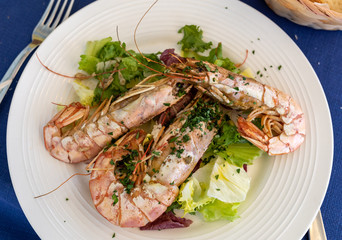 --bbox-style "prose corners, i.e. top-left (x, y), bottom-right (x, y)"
top-left (0, 0), bottom-right (341, 239)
